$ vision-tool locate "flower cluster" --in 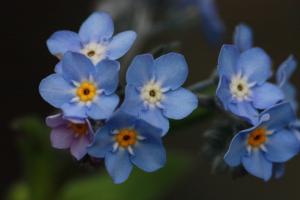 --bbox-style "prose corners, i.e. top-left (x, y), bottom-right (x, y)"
top-left (217, 24), bottom-right (300, 181)
top-left (39, 12), bottom-right (198, 183)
